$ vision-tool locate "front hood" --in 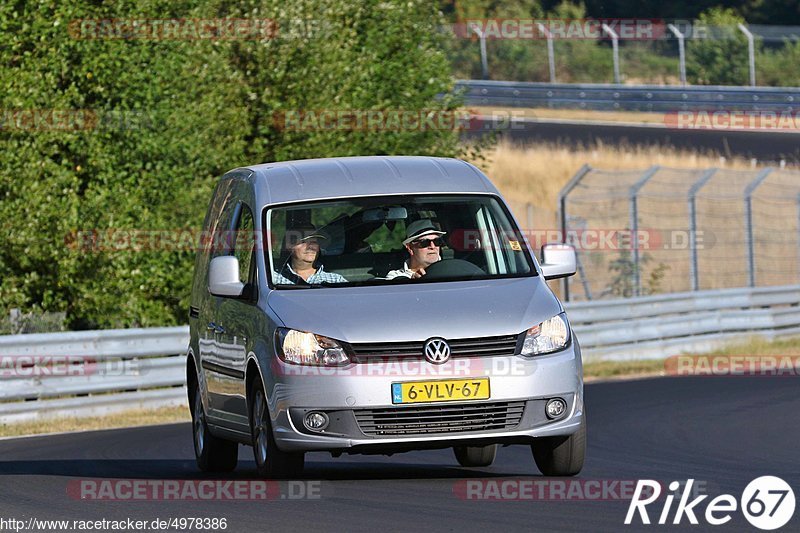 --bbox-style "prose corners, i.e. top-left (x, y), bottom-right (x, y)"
top-left (266, 277), bottom-right (562, 343)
